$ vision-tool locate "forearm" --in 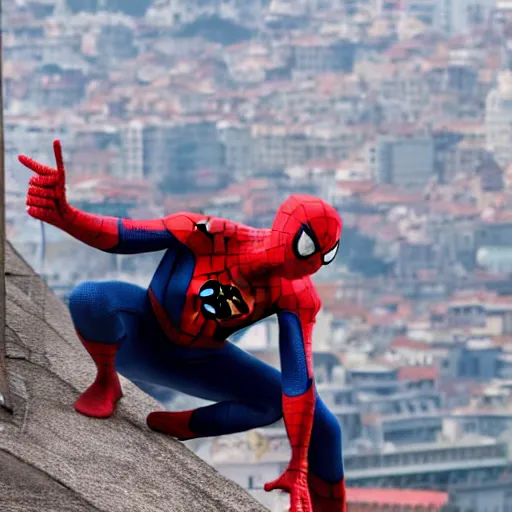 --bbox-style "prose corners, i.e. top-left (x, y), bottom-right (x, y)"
top-left (21, 141), bottom-right (159, 253)
top-left (61, 209), bottom-right (174, 254)
top-left (283, 383), bottom-right (315, 472)
top-left (277, 311), bottom-right (316, 472)
top-left (63, 207), bottom-right (120, 251)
